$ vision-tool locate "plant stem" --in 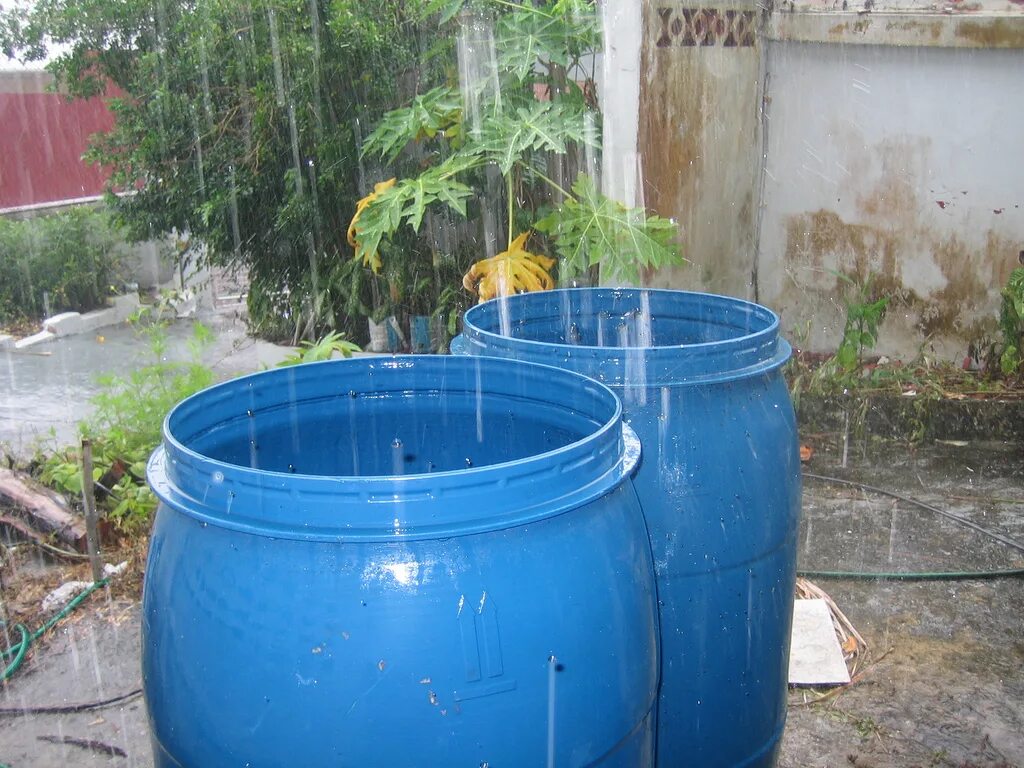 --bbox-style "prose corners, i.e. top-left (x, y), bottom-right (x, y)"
top-left (521, 162), bottom-right (574, 200)
top-left (507, 170), bottom-right (514, 249)
top-left (491, 0), bottom-right (554, 18)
